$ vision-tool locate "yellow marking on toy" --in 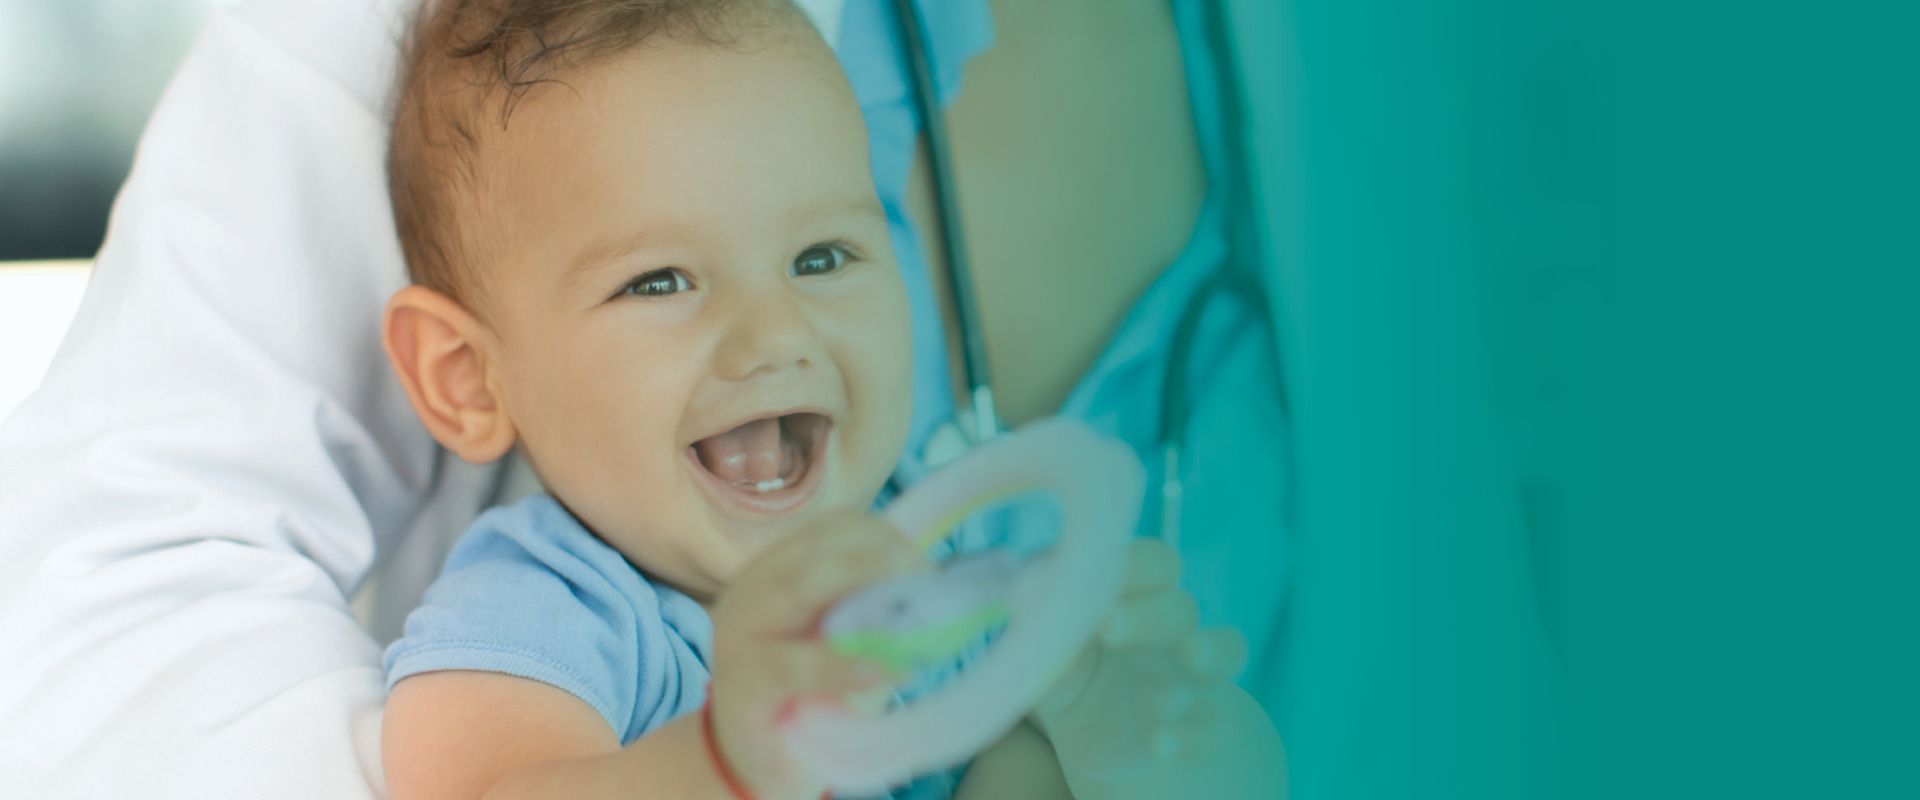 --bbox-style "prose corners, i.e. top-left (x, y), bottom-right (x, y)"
top-left (911, 485), bottom-right (1043, 553)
